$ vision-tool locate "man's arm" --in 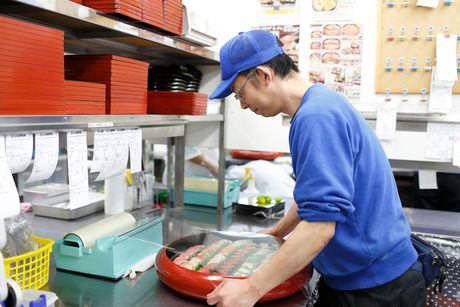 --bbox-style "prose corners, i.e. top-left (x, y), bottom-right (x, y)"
top-left (207, 219), bottom-right (336, 306)
top-left (258, 202), bottom-right (301, 238)
top-left (189, 153), bottom-right (219, 176)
